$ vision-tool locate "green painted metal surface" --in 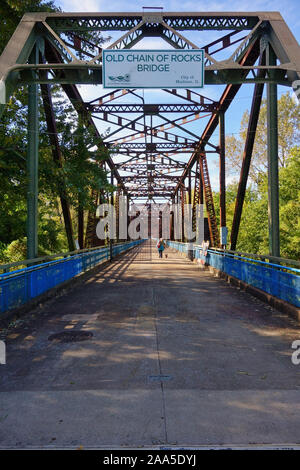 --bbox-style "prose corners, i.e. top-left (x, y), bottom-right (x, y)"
top-left (267, 44), bottom-right (280, 258)
top-left (26, 45), bottom-right (39, 260)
